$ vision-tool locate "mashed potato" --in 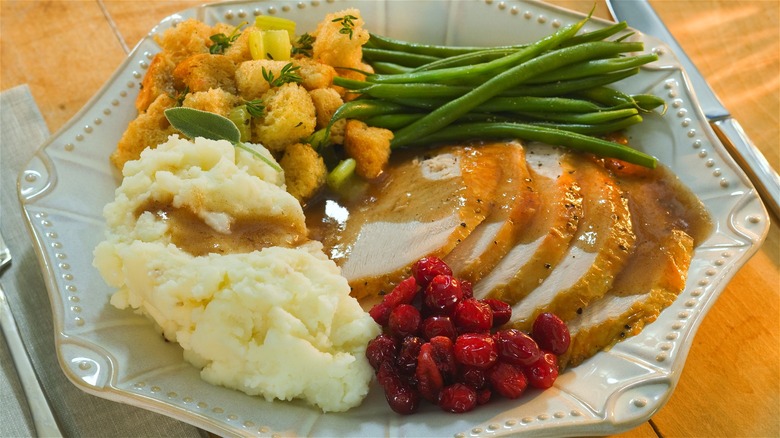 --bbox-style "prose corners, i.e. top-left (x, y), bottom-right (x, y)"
top-left (93, 135), bottom-right (380, 412)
